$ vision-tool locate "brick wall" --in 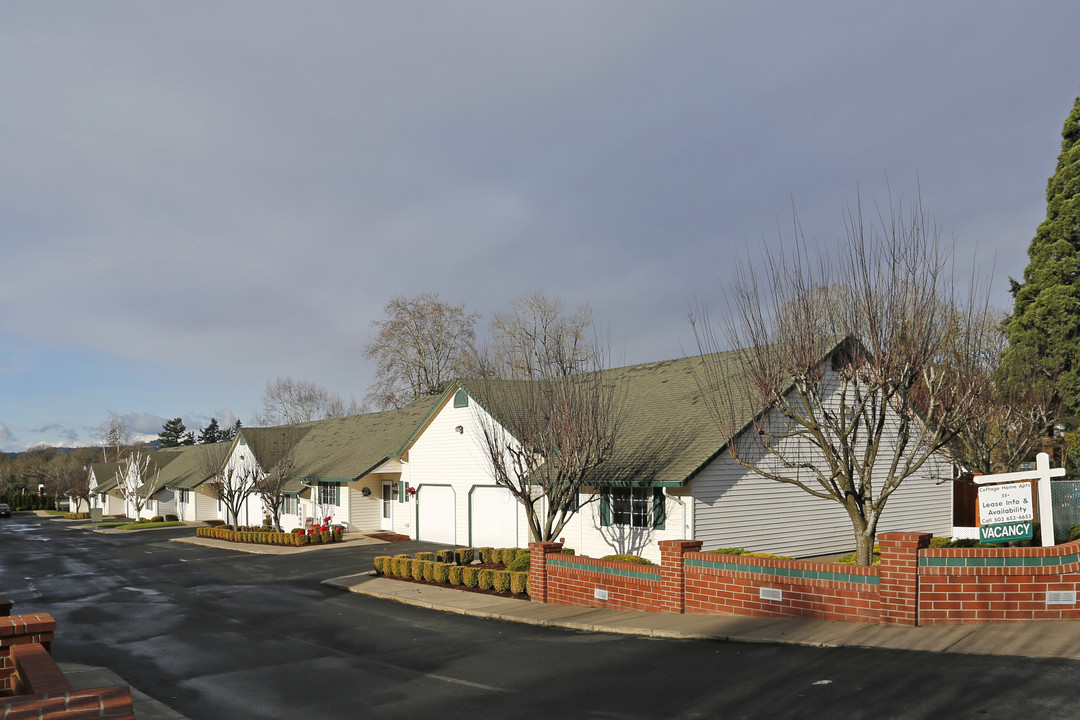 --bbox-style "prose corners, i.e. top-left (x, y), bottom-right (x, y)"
top-left (0, 613), bottom-right (56, 696)
top-left (918, 540), bottom-right (1080, 624)
top-left (529, 533), bottom-right (1080, 626)
top-left (683, 547), bottom-right (883, 623)
top-left (0, 606), bottom-right (136, 719)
